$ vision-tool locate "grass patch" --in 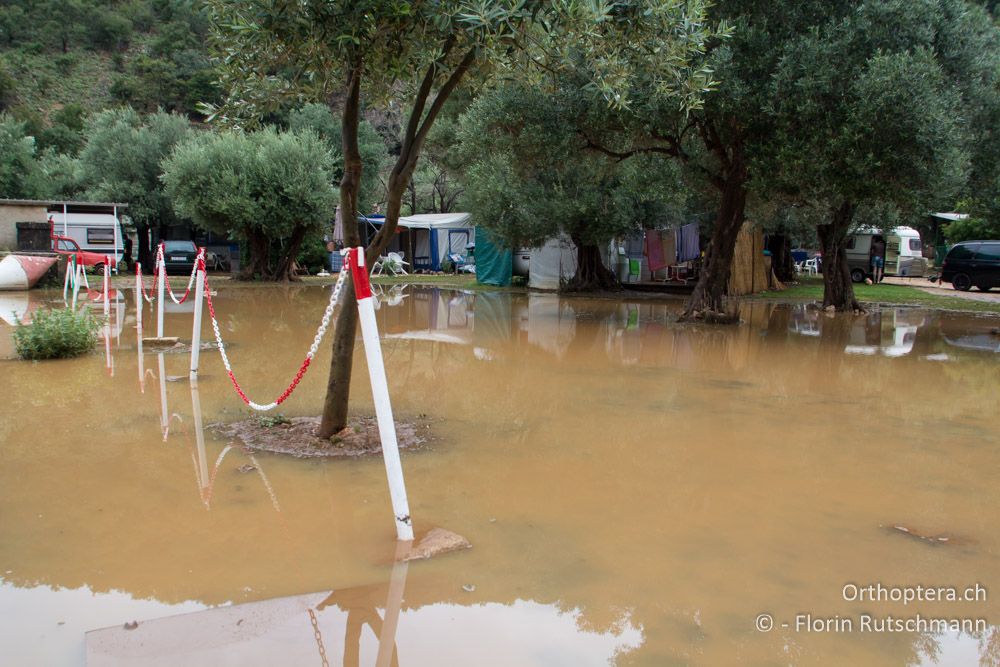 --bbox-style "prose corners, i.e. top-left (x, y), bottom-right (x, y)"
top-left (13, 307), bottom-right (99, 360)
top-left (756, 278), bottom-right (1000, 314)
